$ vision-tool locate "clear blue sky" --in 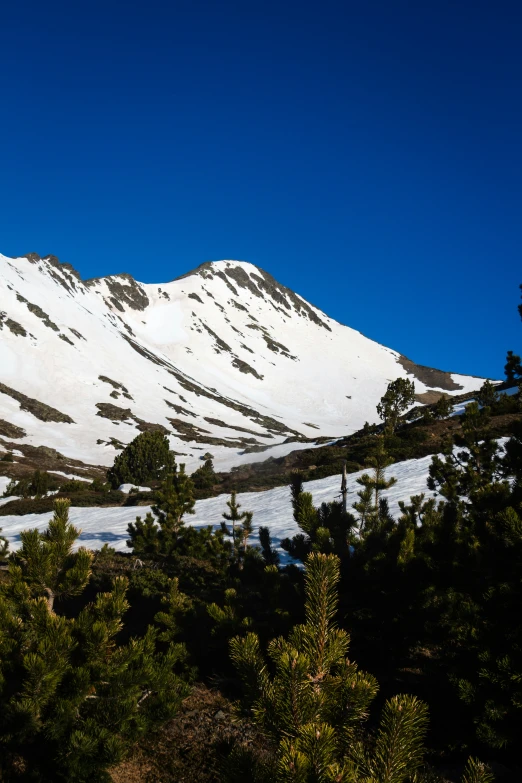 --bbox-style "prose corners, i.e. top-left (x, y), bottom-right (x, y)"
top-left (1, 0), bottom-right (520, 379)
